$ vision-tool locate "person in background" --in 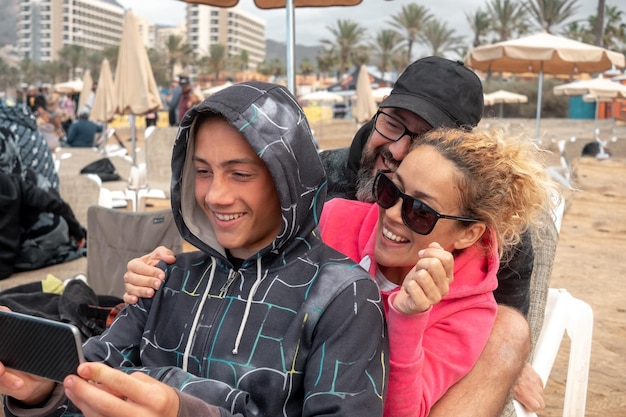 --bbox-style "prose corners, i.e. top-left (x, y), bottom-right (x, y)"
top-left (144, 110), bottom-right (158, 128)
top-left (177, 76), bottom-right (201, 125)
top-left (44, 86), bottom-right (60, 114)
top-left (166, 79), bottom-right (181, 126)
top-left (26, 86), bottom-right (47, 116)
top-left (0, 127), bottom-right (85, 279)
top-left (66, 108), bottom-right (103, 148)
top-left (0, 105), bottom-right (59, 192)
top-left (0, 82), bottom-right (386, 417)
top-left (84, 82), bottom-right (97, 113)
top-left (124, 56), bottom-right (547, 415)
top-left (36, 110), bottom-right (66, 150)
